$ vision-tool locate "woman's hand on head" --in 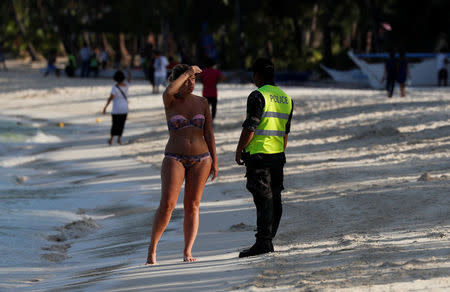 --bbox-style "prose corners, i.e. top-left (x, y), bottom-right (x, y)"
top-left (190, 66), bottom-right (202, 75)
